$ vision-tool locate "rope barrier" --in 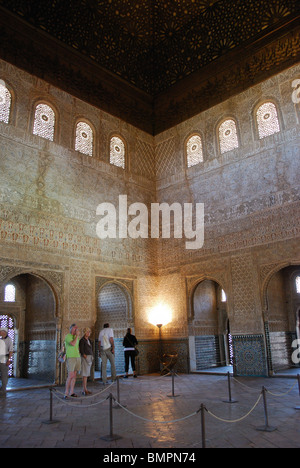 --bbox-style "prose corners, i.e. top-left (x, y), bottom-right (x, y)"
top-left (267, 380), bottom-right (298, 397)
top-left (232, 375), bottom-right (298, 396)
top-left (232, 376), bottom-right (261, 392)
top-left (42, 372), bottom-right (300, 445)
top-left (114, 399), bottom-right (201, 424)
top-left (206, 393), bottom-right (263, 423)
top-left (53, 380), bottom-right (116, 399)
top-left (52, 389), bottom-right (109, 408)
